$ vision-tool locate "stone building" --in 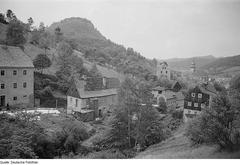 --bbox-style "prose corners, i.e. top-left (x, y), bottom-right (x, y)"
top-left (0, 45), bottom-right (34, 108)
